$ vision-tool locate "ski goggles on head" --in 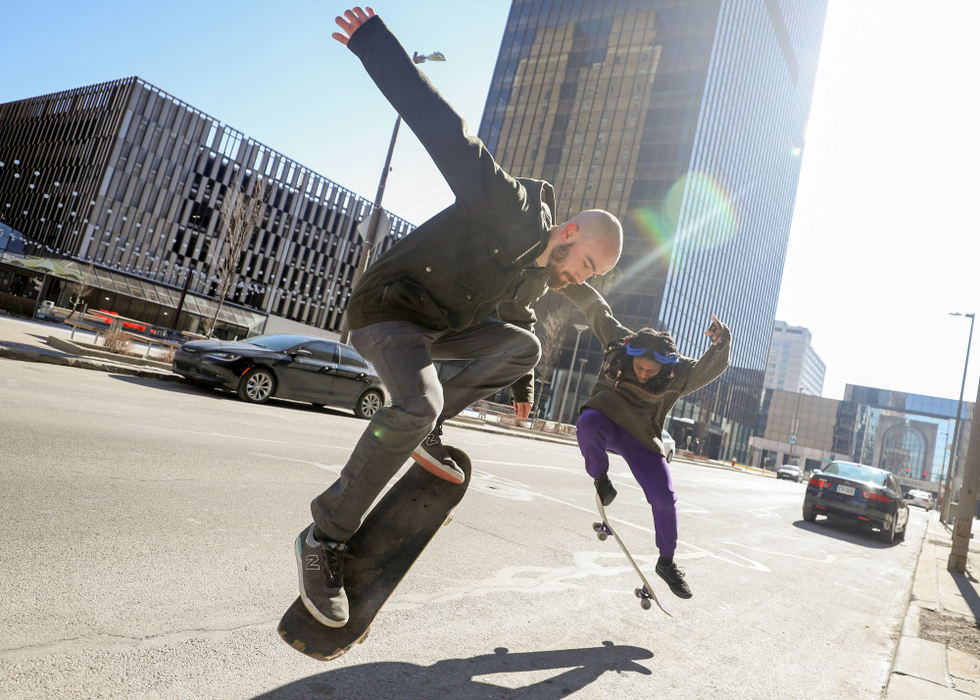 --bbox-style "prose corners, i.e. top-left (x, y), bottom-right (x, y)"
top-left (625, 341), bottom-right (679, 365)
